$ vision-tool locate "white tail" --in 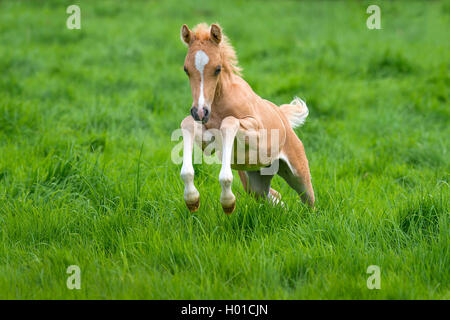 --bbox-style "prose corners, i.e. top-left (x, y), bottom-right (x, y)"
top-left (280, 97), bottom-right (309, 129)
